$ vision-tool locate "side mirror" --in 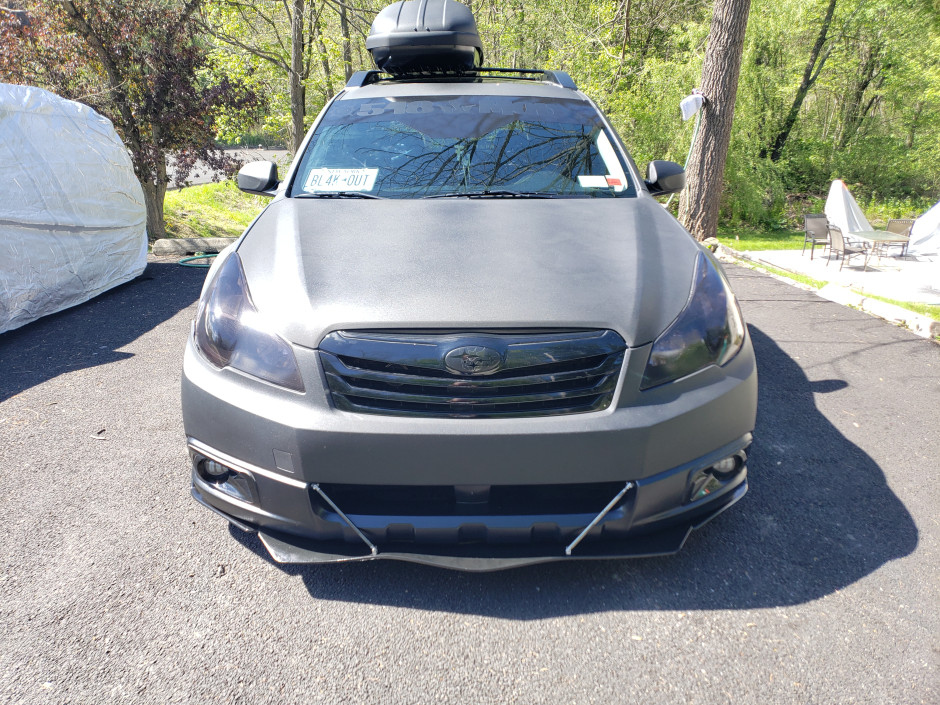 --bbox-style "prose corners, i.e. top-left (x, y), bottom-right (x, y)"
top-left (645, 160), bottom-right (685, 196)
top-left (237, 161), bottom-right (279, 196)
